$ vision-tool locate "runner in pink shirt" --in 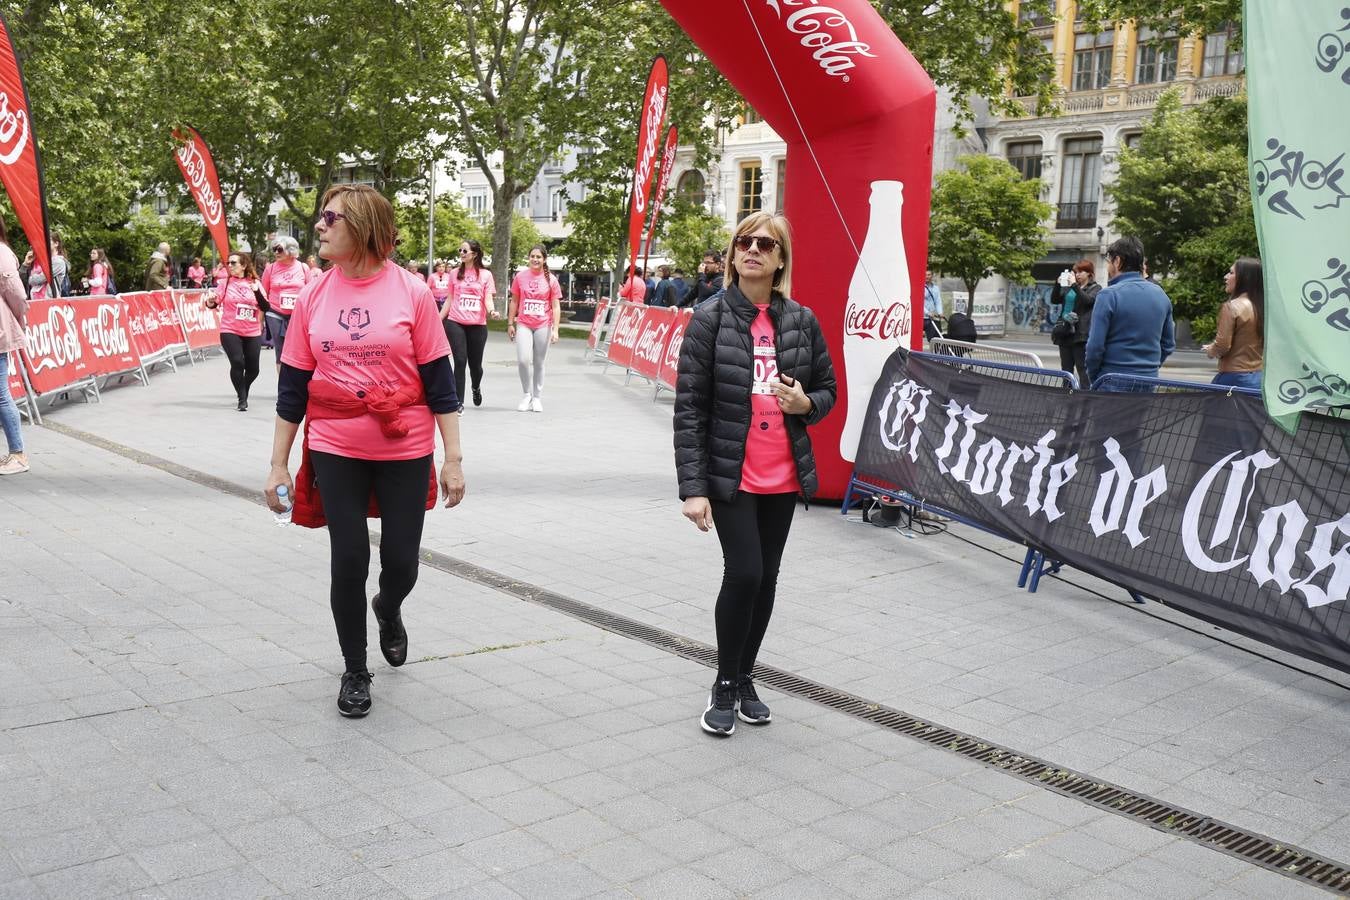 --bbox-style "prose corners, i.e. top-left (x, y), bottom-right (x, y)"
top-left (265, 184), bottom-right (464, 719)
top-left (205, 250), bottom-right (269, 411)
top-left (213, 261), bottom-right (229, 288)
top-left (443, 240), bottom-right (498, 412)
top-left (305, 254), bottom-right (323, 283)
top-left (619, 270), bottom-right (646, 304)
top-left (507, 244), bottom-right (561, 412)
top-left (260, 235), bottom-right (307, 371)
top-left (186, 257), bottom-right (206, 288)
top-left (427, 261), bottom-right (452, 309)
